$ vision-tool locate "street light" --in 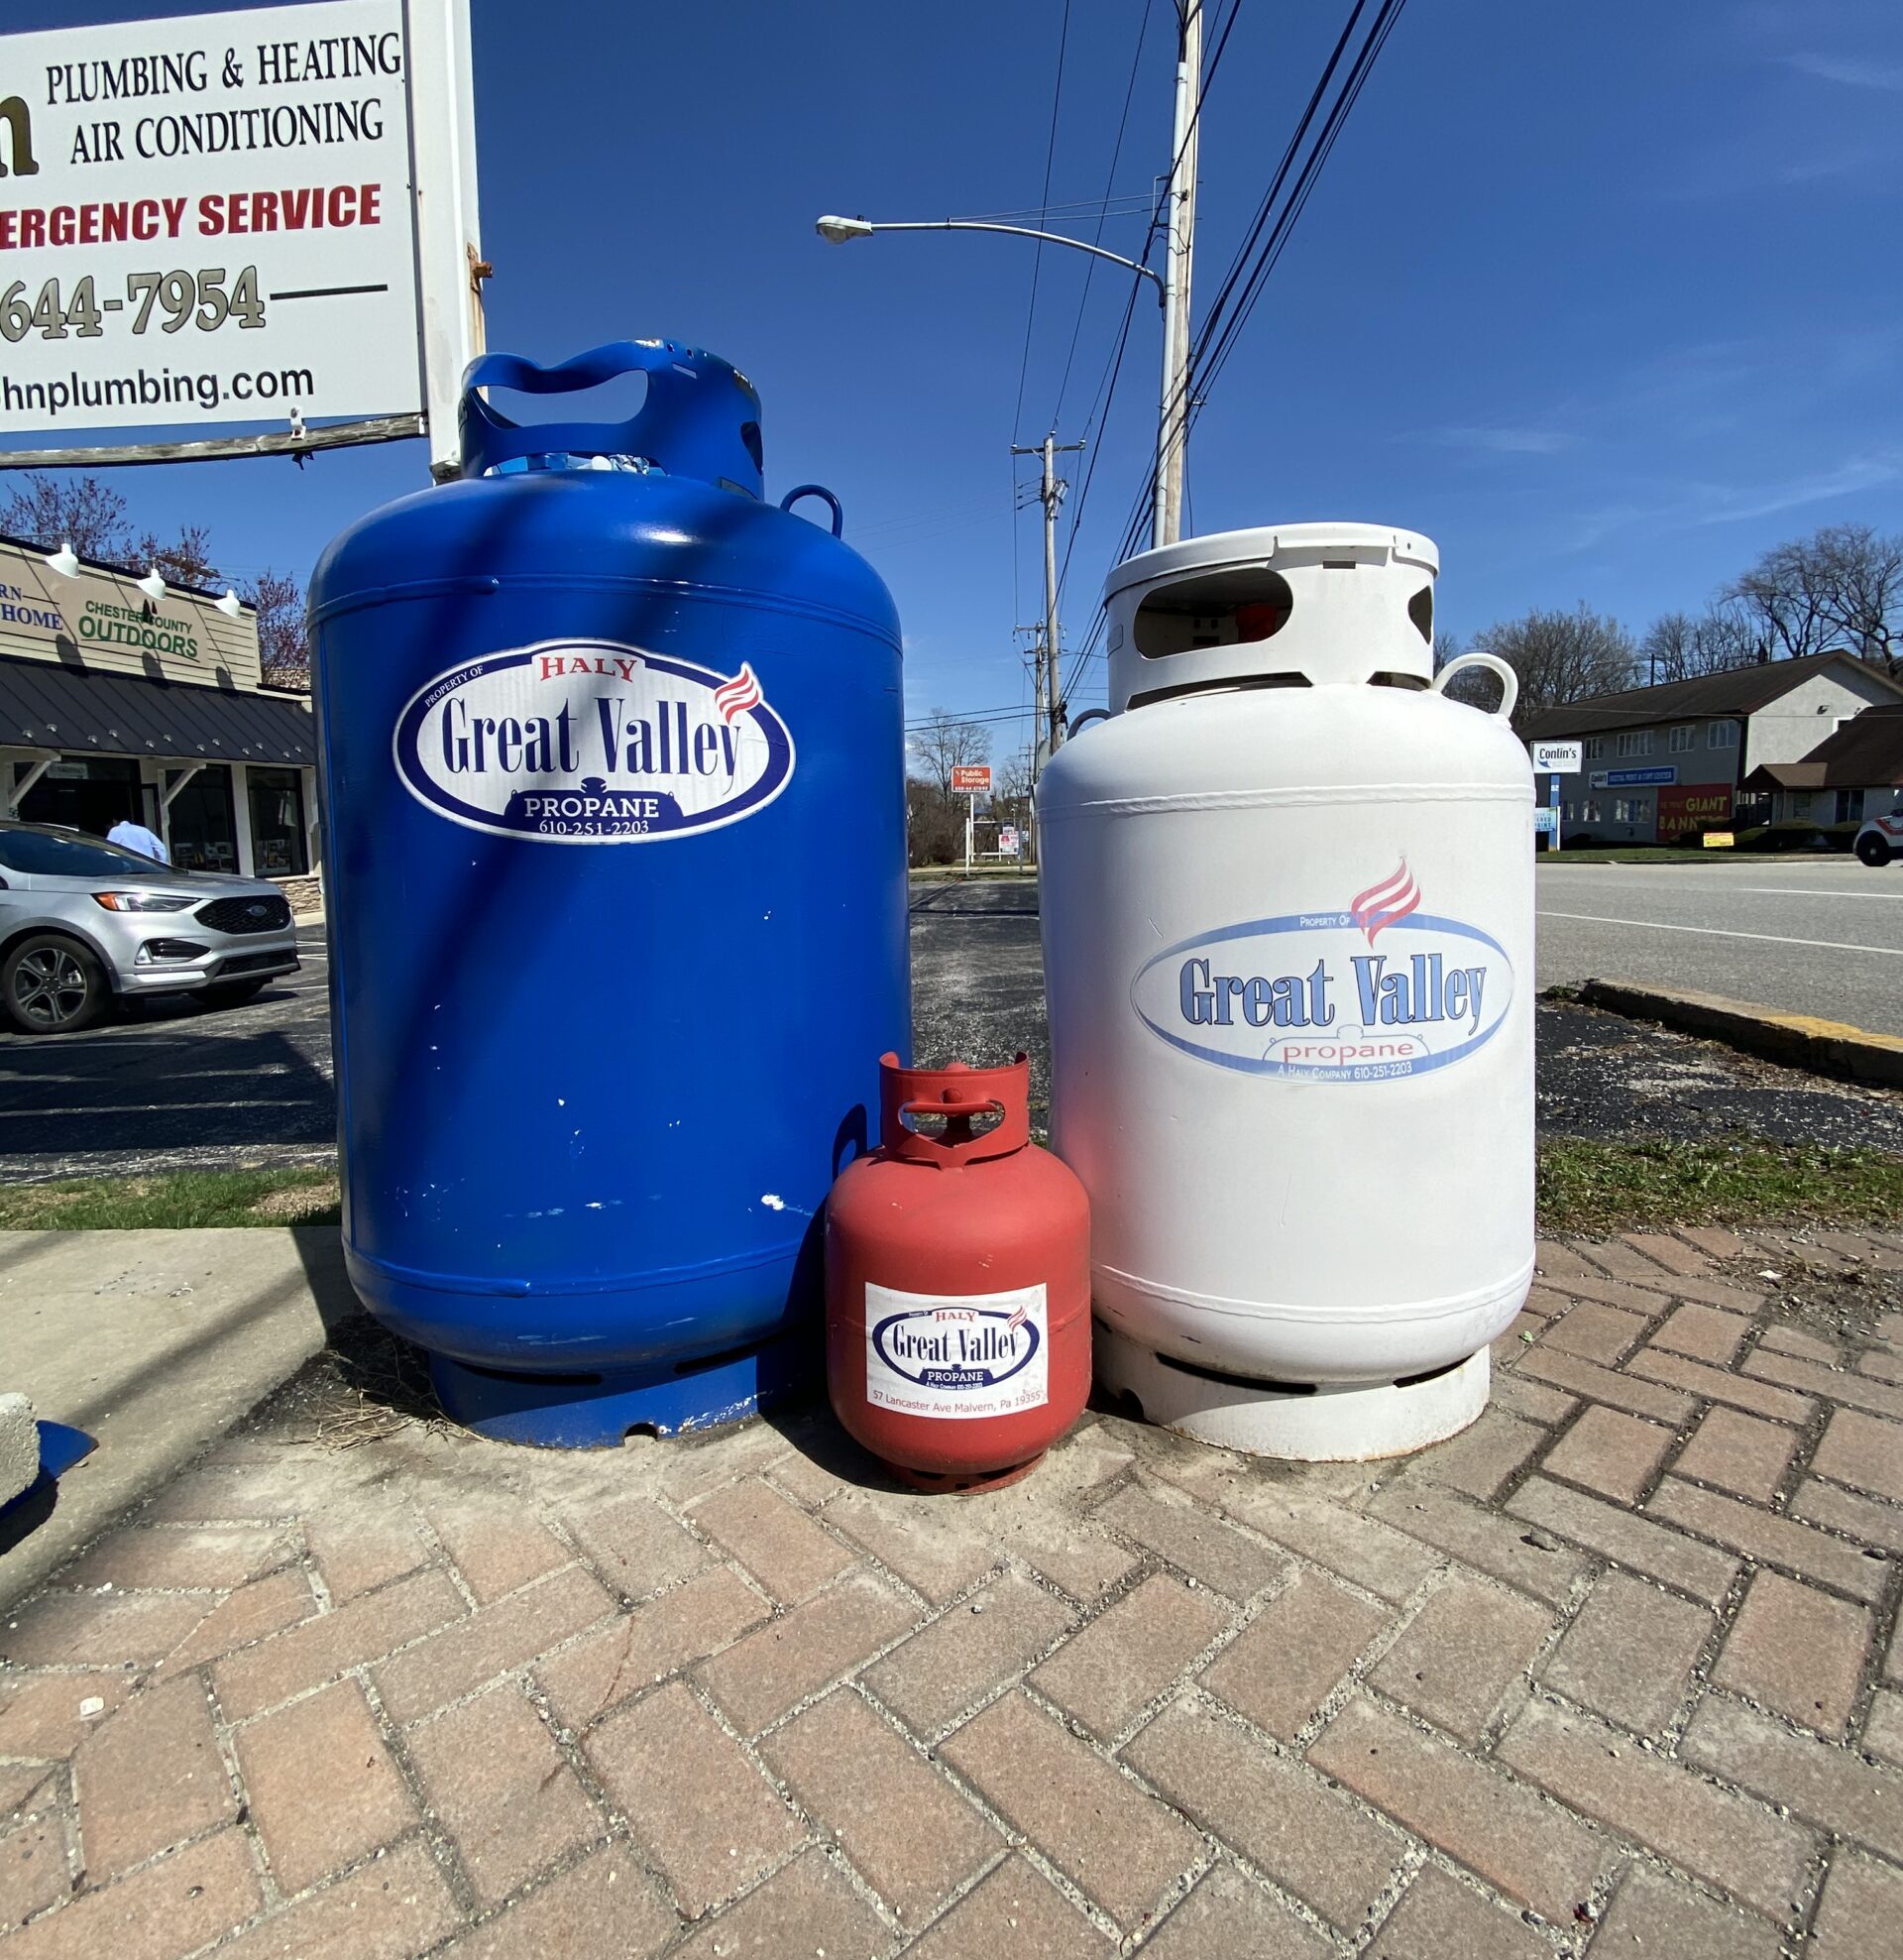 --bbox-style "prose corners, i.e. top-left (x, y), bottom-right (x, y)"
top-left (811, 2), bottom-right (1202, 556)
top-left (814, 214), bottom-right (1163, 294)
top-left (814, 208), bottom-right (1177, 776)
top-left (810, 0), bottom-right (1206, 762)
